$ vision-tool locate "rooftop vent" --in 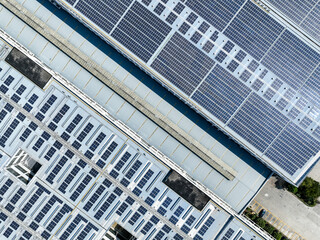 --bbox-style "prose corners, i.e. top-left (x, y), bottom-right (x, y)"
top-left (5, 149), bottom-right (42, 185)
